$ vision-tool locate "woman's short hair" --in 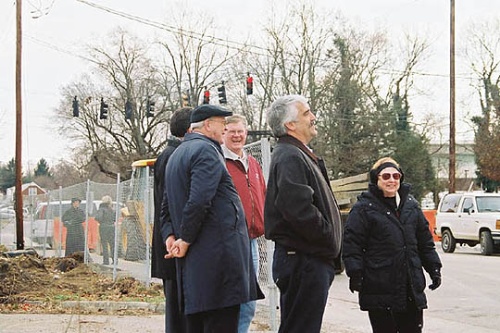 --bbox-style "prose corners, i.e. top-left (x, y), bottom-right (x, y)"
top-left (266, 95), bottom-right (308, 137)
top-left (369, 157), bottom-right (404, 184)
top-left (371, 157), bottom-right (400, 170)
